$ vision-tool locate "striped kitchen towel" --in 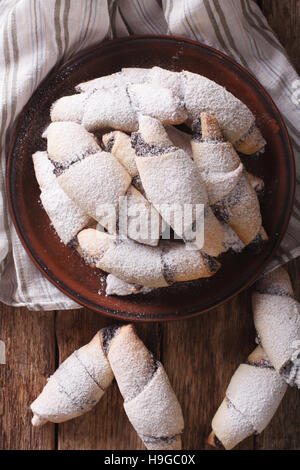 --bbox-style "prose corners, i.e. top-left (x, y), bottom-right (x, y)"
top-left (0, 0), bottom-right (299, 310)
